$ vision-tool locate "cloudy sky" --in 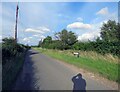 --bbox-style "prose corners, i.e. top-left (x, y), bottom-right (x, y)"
top-left (1, 2), bottom-right (118, 45)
